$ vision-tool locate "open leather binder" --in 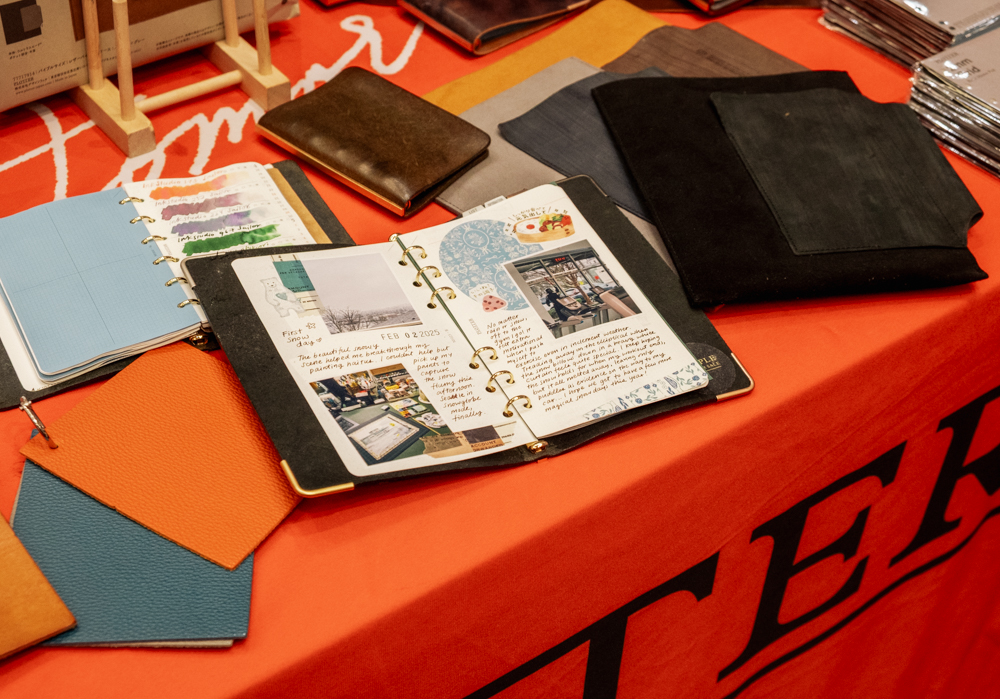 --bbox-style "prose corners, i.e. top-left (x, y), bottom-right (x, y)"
top-left (186, 177), bottom-right (753, 496)
top-left (0, 161), bottom-right (350, 410)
